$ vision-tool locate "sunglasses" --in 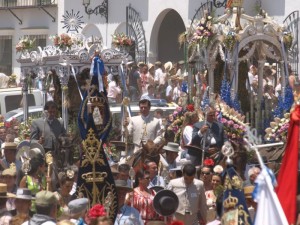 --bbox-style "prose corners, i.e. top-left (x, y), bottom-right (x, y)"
top-left (143, 177), bottom-right (151, 180)
top-left (201, 172), bottom-right (211, 175)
